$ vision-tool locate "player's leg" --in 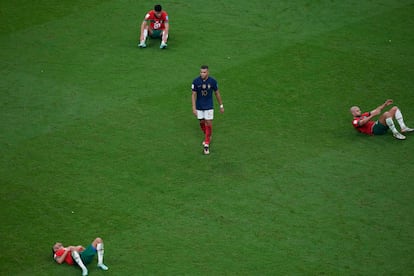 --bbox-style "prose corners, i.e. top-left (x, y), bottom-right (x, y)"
top-left (91, 237), bottom-right (102, 248)
top-left (204, 120), bottom-right (213, 146)
top-left (199, 119), bottom-right (206, 135)
top-left (393, 106), bottom-right (414, 133)
top-left (196, 110), bottom-right (209, 154)
top-left (197, 110), bottom-right (206, 145)
top-left (139, 25), bottom-right (149, 48)
top-left (204, 110), bottom-right (214, 145)
top-left (71, 251), bottom-right (88, 276)
top-left (148, 30), bottom-right (167, 49)
top-left (91, 237), bottom-right (108, 270)
top-left (203, 120), bottom-right (212, 154)
top-left (203, 110), bottom-right (214, 154)
top-left (80, 238), bottom-right (108, 271)
top-left (160, 30), bottom-right (168, 49)
top-left (378, 110), bottom-right (405, 140)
